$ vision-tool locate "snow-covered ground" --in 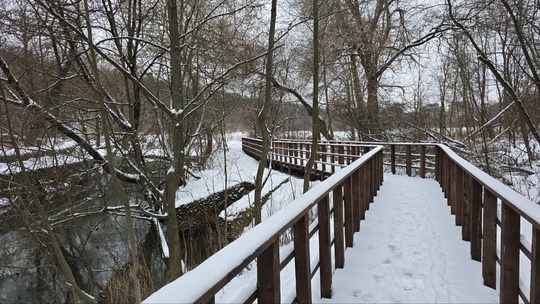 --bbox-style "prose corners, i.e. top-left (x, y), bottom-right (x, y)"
top-left (316, 174), bottom-right (499, 303)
